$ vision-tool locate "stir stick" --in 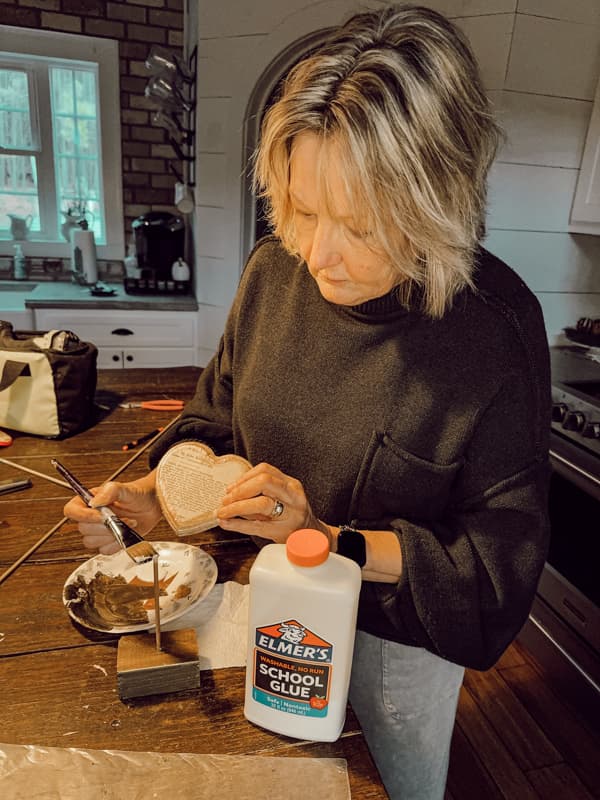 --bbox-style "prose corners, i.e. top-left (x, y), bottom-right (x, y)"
top-left (0, 415), bottom-right (181, 586)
